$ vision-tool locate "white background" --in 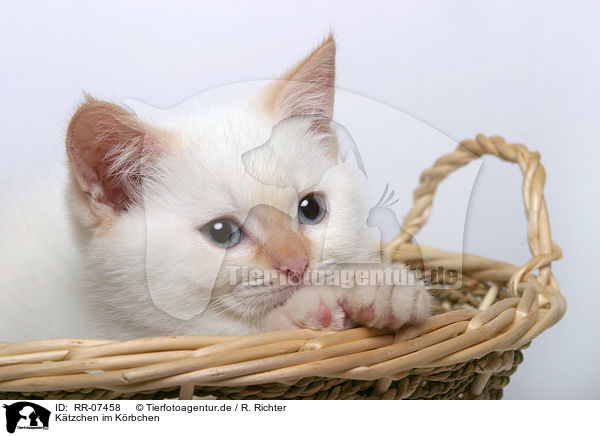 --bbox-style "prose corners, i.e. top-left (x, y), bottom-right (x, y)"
top-left (1, 1), bottom-right (598, 399)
